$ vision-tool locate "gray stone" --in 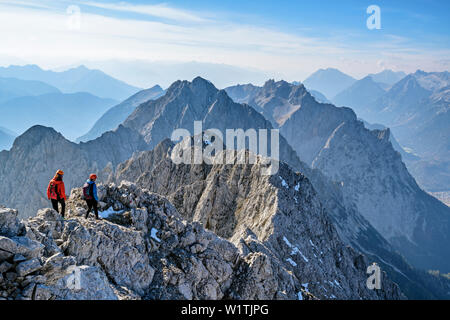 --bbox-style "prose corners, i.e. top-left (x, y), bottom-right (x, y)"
top-left (16, 258), bottom-right (42, 276)
top-left (21, 282), bottom-right (36, 298)
top-left (0, 249), bottom-right (13, 261)
top-left (5, 272), bottom-right (17, 282)
top-left (0, 261), bottom-right (13, 273)
top-left (13, 254), bottom-right (27, 263)
top-left (0, 208), bottom-right (24, 237)
top-left (0, 236), bottom-right (43, 259)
